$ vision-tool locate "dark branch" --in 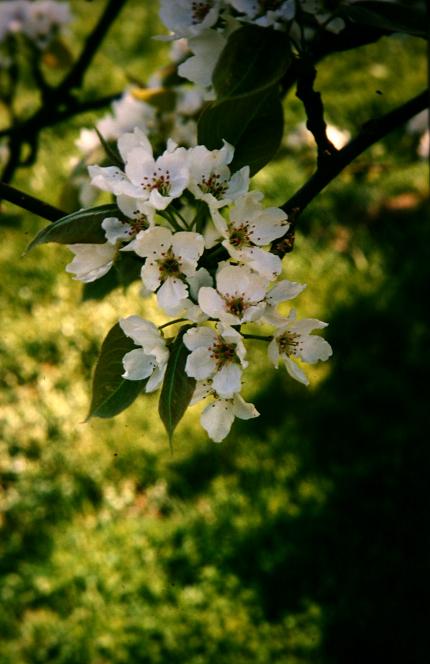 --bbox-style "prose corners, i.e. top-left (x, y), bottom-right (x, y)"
top-left (296, 58), bottom-right (337, 167)
top-left (0, 182), bottom-right (65, 222)
top-left (272, 89), bottom-right (429, 257)
top-left (57, 0), bottom-right (129, 94)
